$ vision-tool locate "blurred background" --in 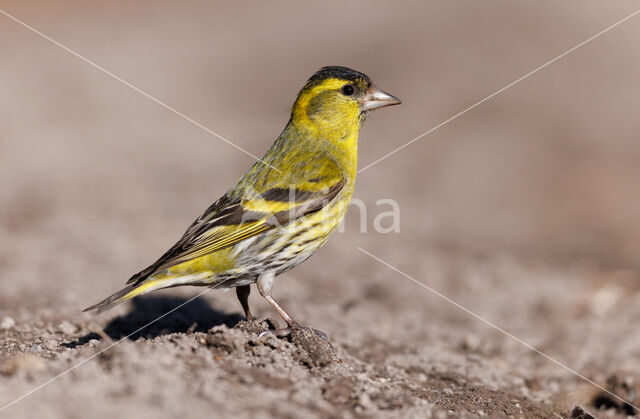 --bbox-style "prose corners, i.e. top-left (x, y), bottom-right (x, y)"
top-left (1, 1), bottom-right (640, 417)
top-left (2, 1), bottom-right (640, 300)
